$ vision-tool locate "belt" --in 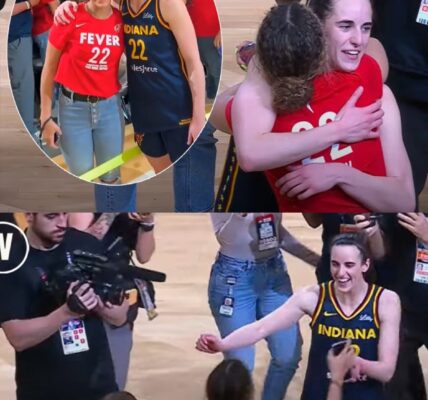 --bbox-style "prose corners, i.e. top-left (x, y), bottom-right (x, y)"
top-left (61, 86), bottom-right (106, 104)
